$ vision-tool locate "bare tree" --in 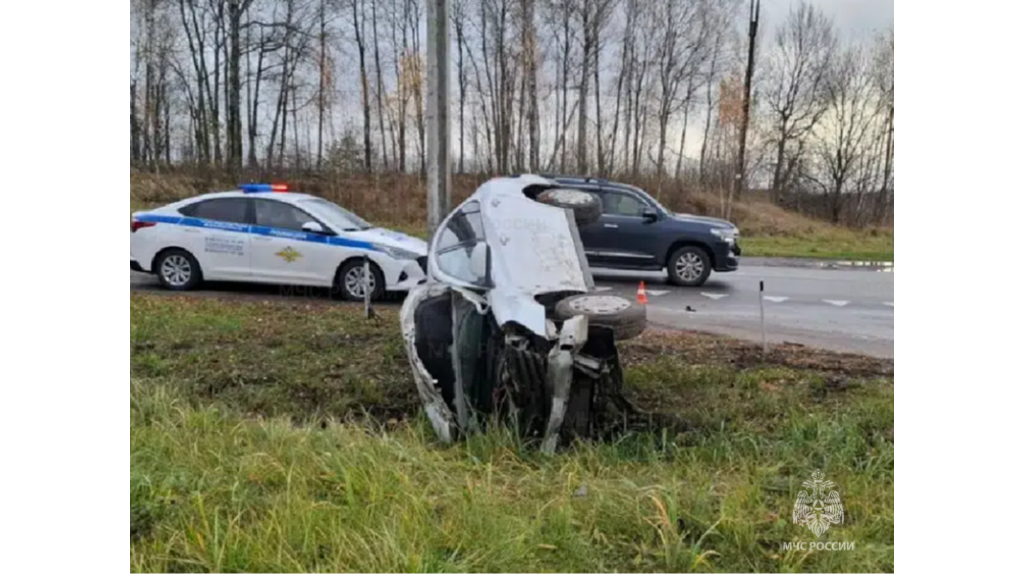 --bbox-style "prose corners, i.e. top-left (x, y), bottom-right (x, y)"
top-left (807, 45), bottom-right (879, 224)
top-left (764, 1), bottom-right (836, 202)
top-left (873, 26), bottom-right (894, 221)
top-left (350, 0), bottom-right (373, 171)
top-left (454, 0), bottom-right (469, 173)
top-left (651, 0), bottom-right (710, 196)
top-left (227, 0), bottom-right (257, 172)
top-left (523, 0), bottom-right (541, 172)
top-left (372, 0), bottom-right (390, 170)
top-left (131, 80), bottom-right (142, 165)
